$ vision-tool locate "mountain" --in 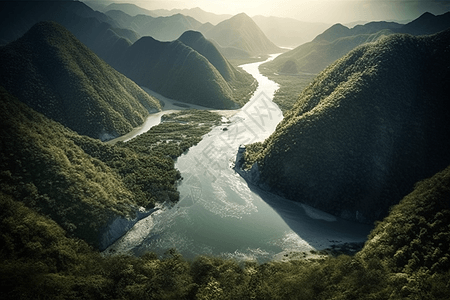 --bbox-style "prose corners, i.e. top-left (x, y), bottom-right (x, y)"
top-left (252, 15), bottom-right (330, 47)
top-left (201, 13), bottom-right (283, 58)
top-left (111, 35), bottom-right (242, 109)
top-left (399, 11), bottom-right (450, 35)
top-left (0, 86), bottom-right (135, 247)
top-left (103, 2), bottom-right (158, 17)
top-left (263, 12), bottom-right (450, 75)
top-left (177, 30), bottom-right (237, 81)
top-left (240, 29), bottom-right (450, 224)
top-left (151, 7), bottom-right (231, 25)
top-left (0, 1), bottom-right (248, 109)
top-left (0, 21), bottom-right (161, 140)
top-left (104, 10), bottom-right (203, 41)
top-left (313, 21), bottom-right (403, 42)
top-left (359, 163), bottom-right (450, 281)
top-left (0, 0), bottom-right (140, 60)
